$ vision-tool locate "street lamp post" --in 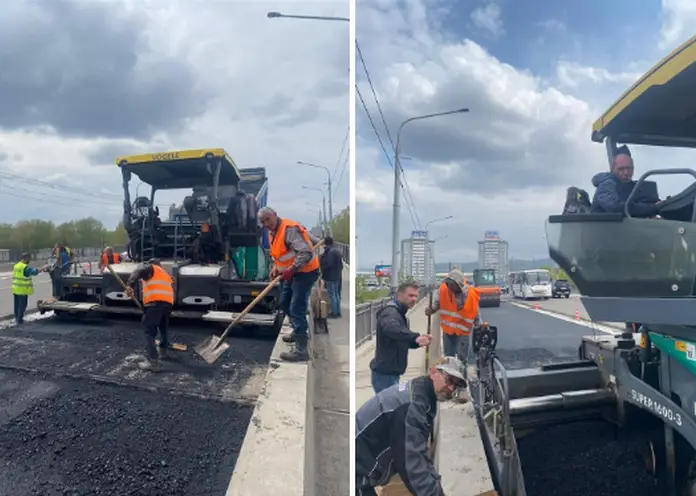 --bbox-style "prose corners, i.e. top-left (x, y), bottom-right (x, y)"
top-left (267, 11), bottom-right (349, 22)
top-left (298, 161), bottom-right (334, 236)
top-left (390, 108), bottom-right (470, 294)
top-left (302, 186), bottom-right (328, 234)
top-left (307, 202), bottom-right (326, 232)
